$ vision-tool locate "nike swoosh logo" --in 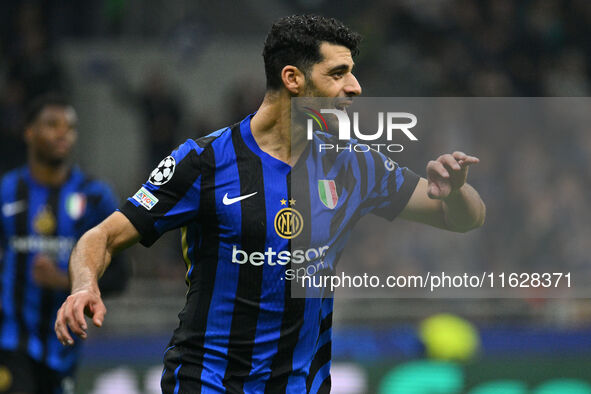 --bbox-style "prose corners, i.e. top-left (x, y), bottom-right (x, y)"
top-left (223, 192), bottom-right (257, 205)
top-left (2, 200), bottom-right (27, 217)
